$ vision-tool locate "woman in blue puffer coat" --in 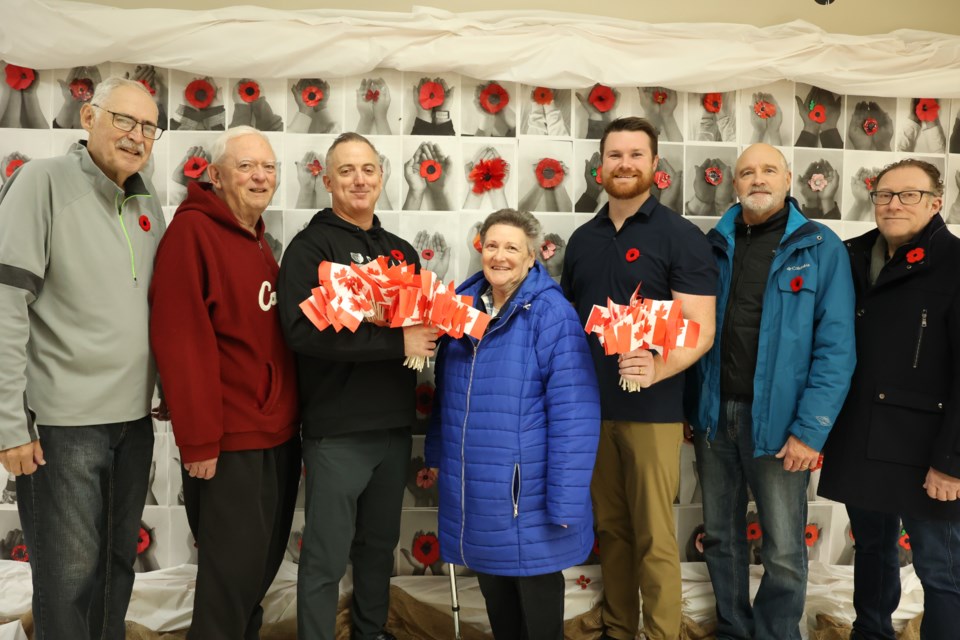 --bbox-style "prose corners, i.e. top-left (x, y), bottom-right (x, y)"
top-left (425, 208), bottom-right (601, 640)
